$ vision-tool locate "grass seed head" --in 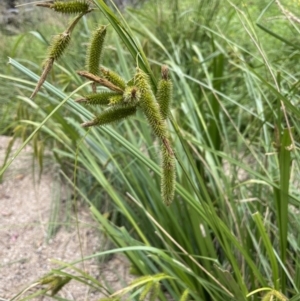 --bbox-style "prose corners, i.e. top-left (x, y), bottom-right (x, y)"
top-left (48, 32), bottom-right (71, 60)
top-left (135, 68), bottom-right (168, 140)
top-left (100, 67), bottom-right (126, 90)
top-left (82, 105), bottom-right (137, 127)
top-left (157, 76), bottom-right (172, 120)
top-left (37, 1), bottom-right (90, 14)
top-left (86, 26), bottom-right (107, 76)
top-left (161, 143), bottom-right (176, 206)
